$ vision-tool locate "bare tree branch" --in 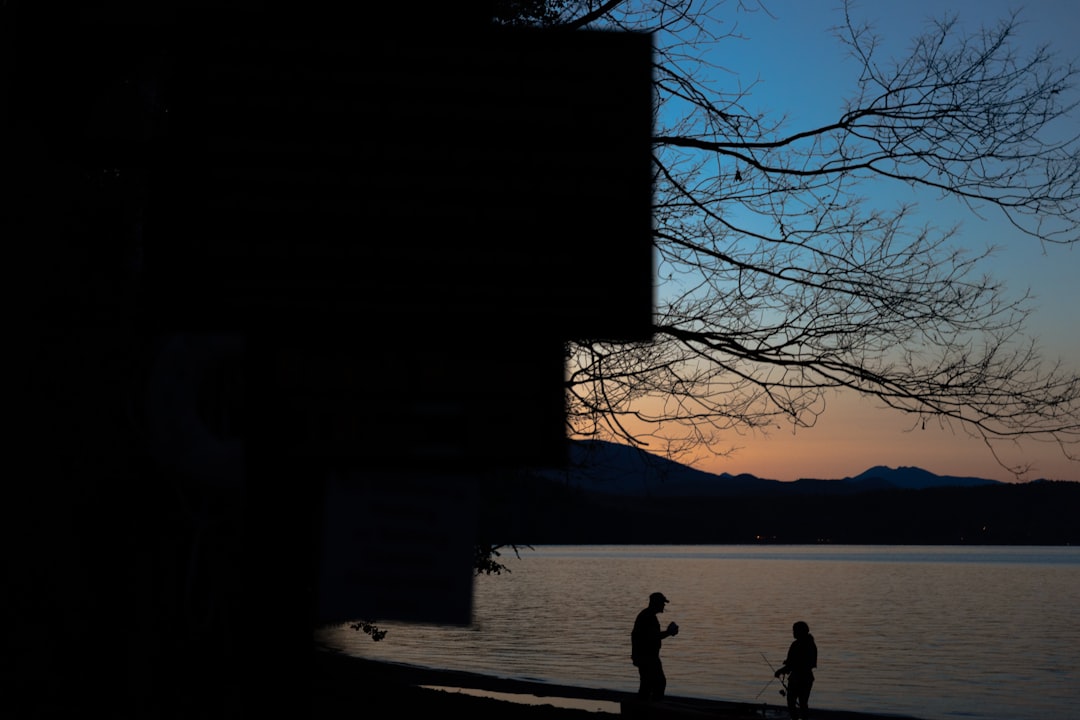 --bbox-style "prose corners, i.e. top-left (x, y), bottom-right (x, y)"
top-left (545, 0), bottom-right (1080, 477)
